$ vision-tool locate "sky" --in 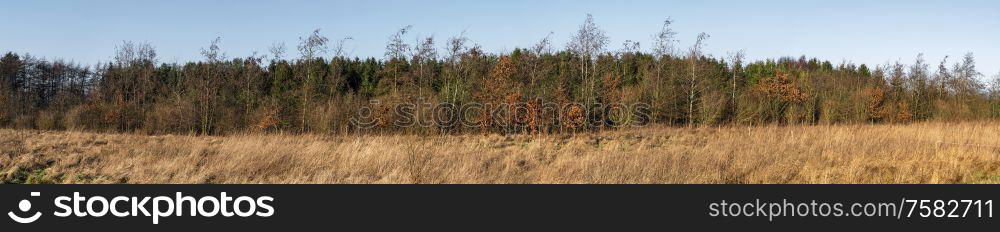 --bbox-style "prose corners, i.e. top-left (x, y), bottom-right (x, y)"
top-left (2, 0), bottom-right (999, 78)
